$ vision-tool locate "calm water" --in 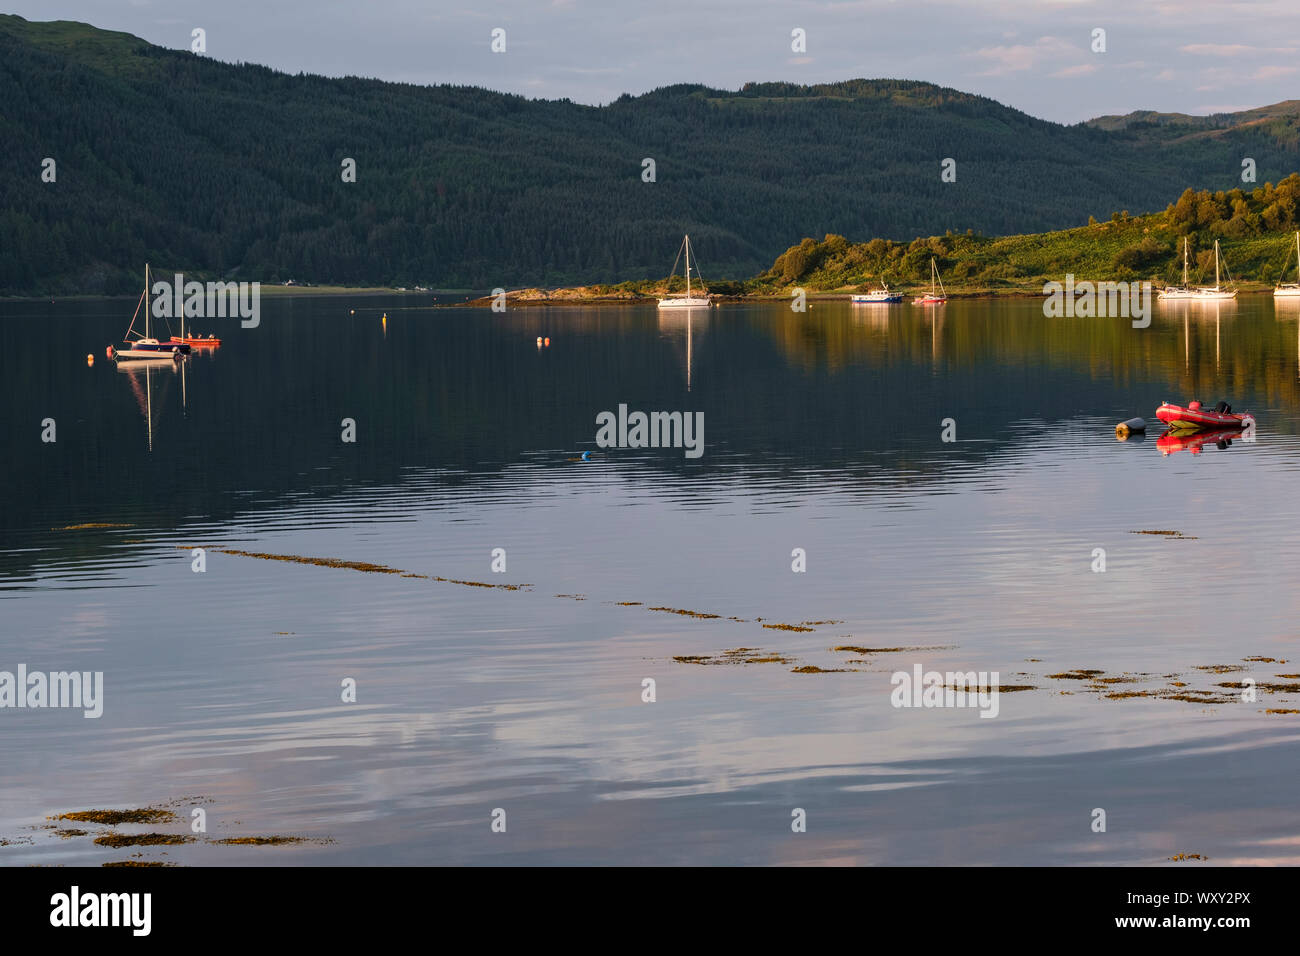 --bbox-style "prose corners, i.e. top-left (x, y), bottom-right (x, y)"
top-left (4, 294), bottom-right (1300, 865)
